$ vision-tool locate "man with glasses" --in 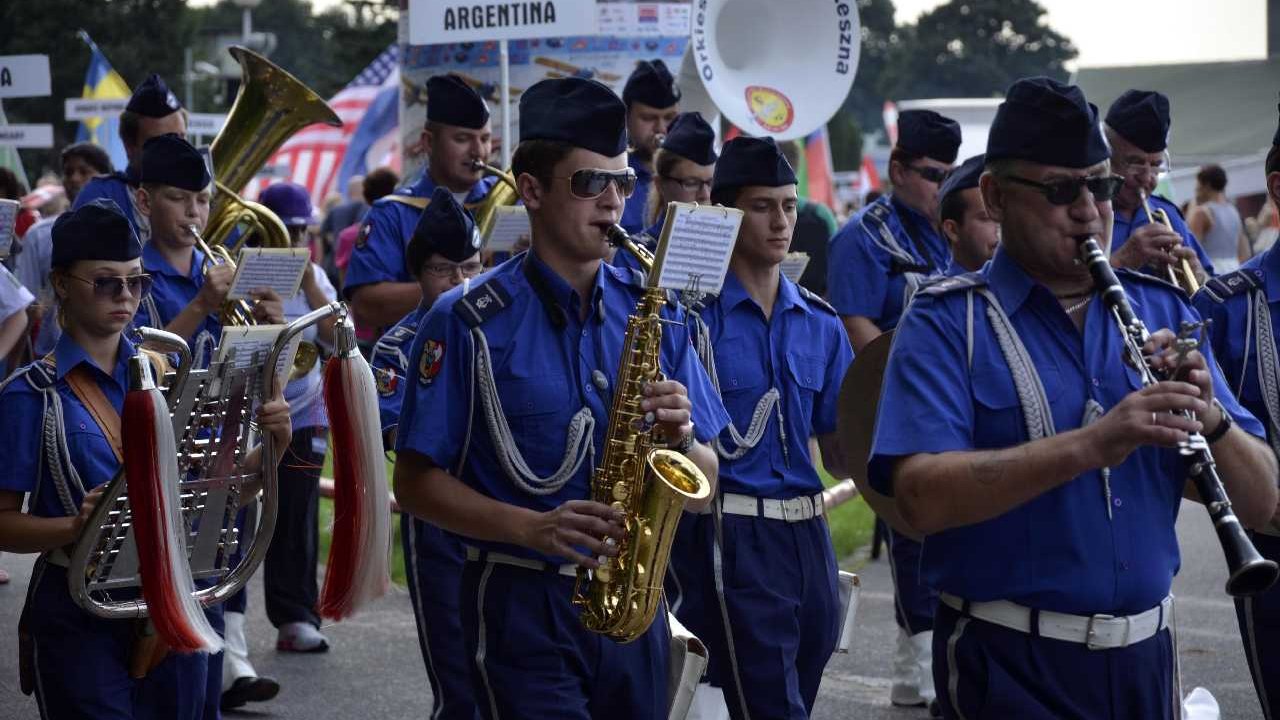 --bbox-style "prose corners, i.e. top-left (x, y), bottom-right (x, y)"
top-left (1104, 90), bottom-right (1214, 283)
top-left (391, 76), bottom-right (728, 719)
top-left (620, 59), bottom-right (682, 234)
top-left (871, 76), bottom-right (1275, 719)
top-left (369, 186), bottom-right (483, 720)
top-left (345, 74), bottom-right (497, 330)
top-left (827, 107), bottom-right (961, 711)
